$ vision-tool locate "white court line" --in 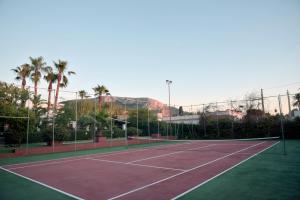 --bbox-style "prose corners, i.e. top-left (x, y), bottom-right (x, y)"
top-left (108, 141), bottom-right (266, 200)
top-left (128, 144), bottom-right (216, 164)
top-left (86, 158), bottom-right (185, 172)
top-left (171, 141), bottom-right (280, 200)
top-left (0, 166), bottom-right (84, 200)
top-left (3, 141), bottom-right (192, 170)
top-left (8, 158), bottom-right (87, 170)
